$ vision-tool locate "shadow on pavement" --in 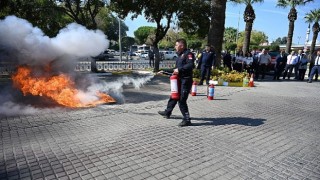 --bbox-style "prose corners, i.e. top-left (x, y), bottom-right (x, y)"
top-left (191, 117), bottom-right (266, 126)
